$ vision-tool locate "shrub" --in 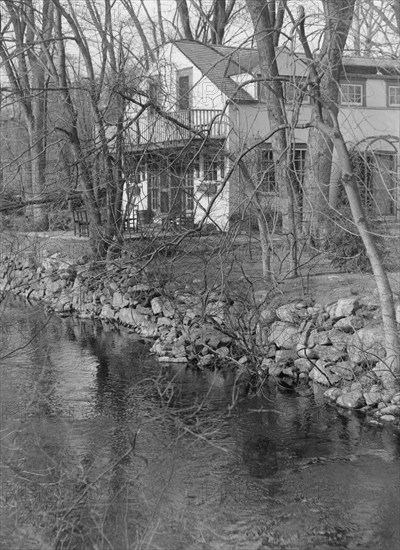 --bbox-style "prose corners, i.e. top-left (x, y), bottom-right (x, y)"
top-left (322, 210), bottom-right (387, 273)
